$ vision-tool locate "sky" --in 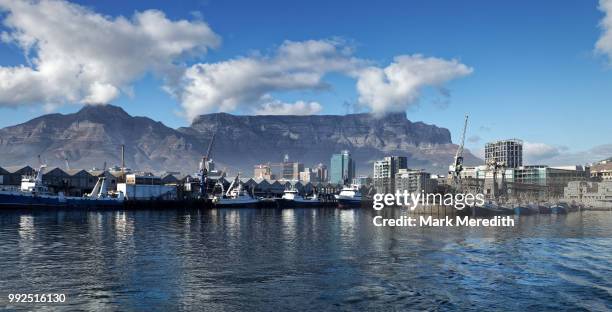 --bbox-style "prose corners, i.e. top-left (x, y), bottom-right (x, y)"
top-left (0, 0), bottom-right (612, 165)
